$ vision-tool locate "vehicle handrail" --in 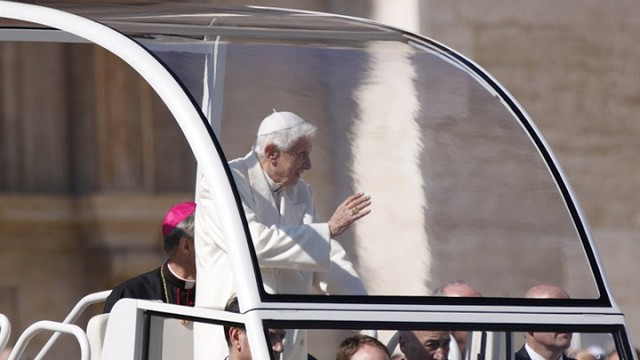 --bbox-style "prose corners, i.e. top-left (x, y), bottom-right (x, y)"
top-left (0, 313), bottom-right (10, 354)
top-left (34, 290), bottom-right (110, 360)
top-left (9, 321), bottom-right (90, 360)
